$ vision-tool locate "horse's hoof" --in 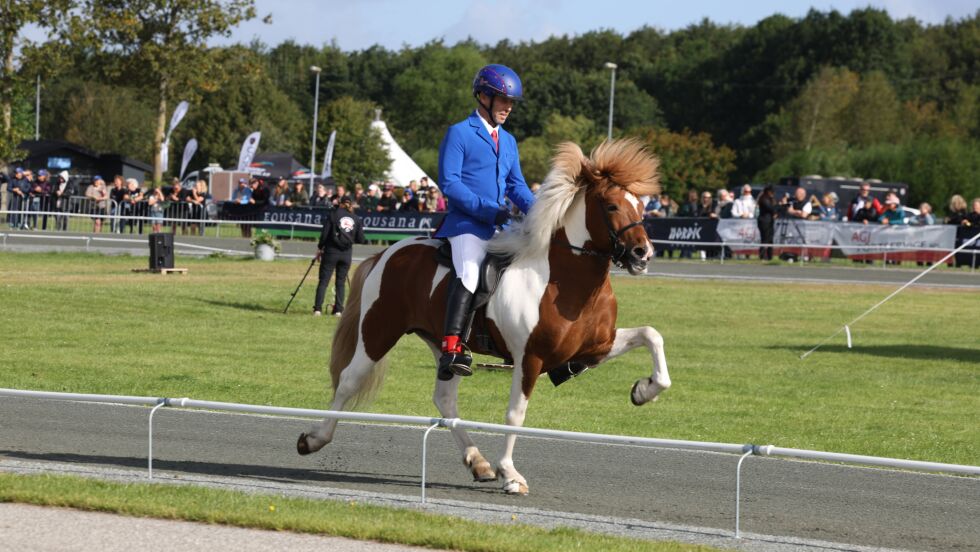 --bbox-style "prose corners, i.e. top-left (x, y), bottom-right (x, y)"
top-left (631, 378), bottom-right (664, 406)
top-left (502, 479), bottom-right (529, 495)
top-left (297, 433), bottom-right (312, 455)
top-left (464, 452), bottom-right (496, 481)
